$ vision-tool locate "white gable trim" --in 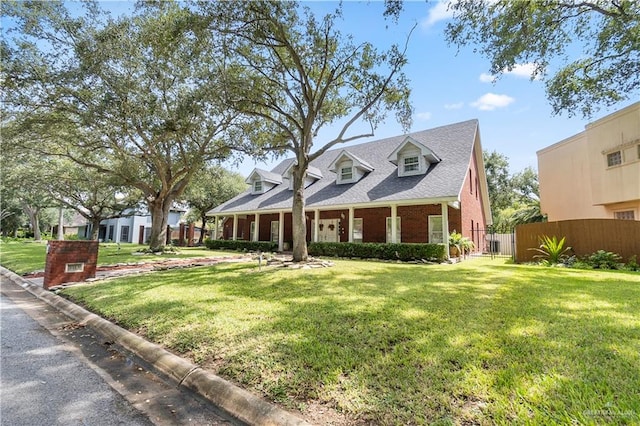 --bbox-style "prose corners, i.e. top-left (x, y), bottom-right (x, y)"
top-left (387, 137), bottom-right (441, 166)
top-left (328, 150), bottom-right (374, 184)
top-left (245, 168), bottom-right (283, 195)
top-left (244, 168), bottom-right (283, 185)
top-left (328, 150), bottom-right (374, 173)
